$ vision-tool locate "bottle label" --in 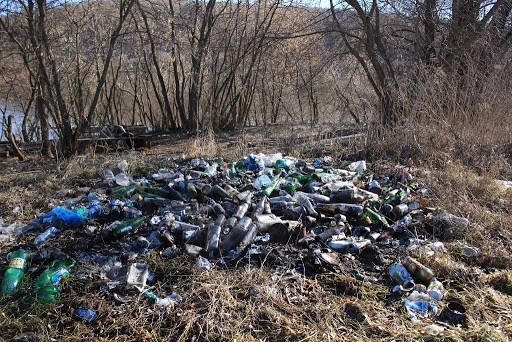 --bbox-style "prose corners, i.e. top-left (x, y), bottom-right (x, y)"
top-left (9, 257), bottom-right (25, 269)
top-left (118, 226), bottom-right (133, 235)
top-left (51, 269), bottom-right (69, 284)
